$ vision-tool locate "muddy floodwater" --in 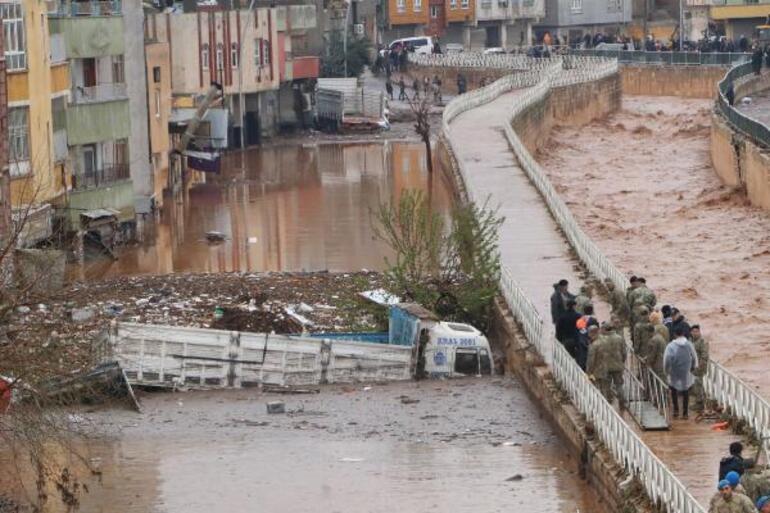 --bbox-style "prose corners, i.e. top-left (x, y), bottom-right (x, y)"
top-left (76, 142), bottom-right (452, 281)
top-left (9, 379), bottom-right (601, 513)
